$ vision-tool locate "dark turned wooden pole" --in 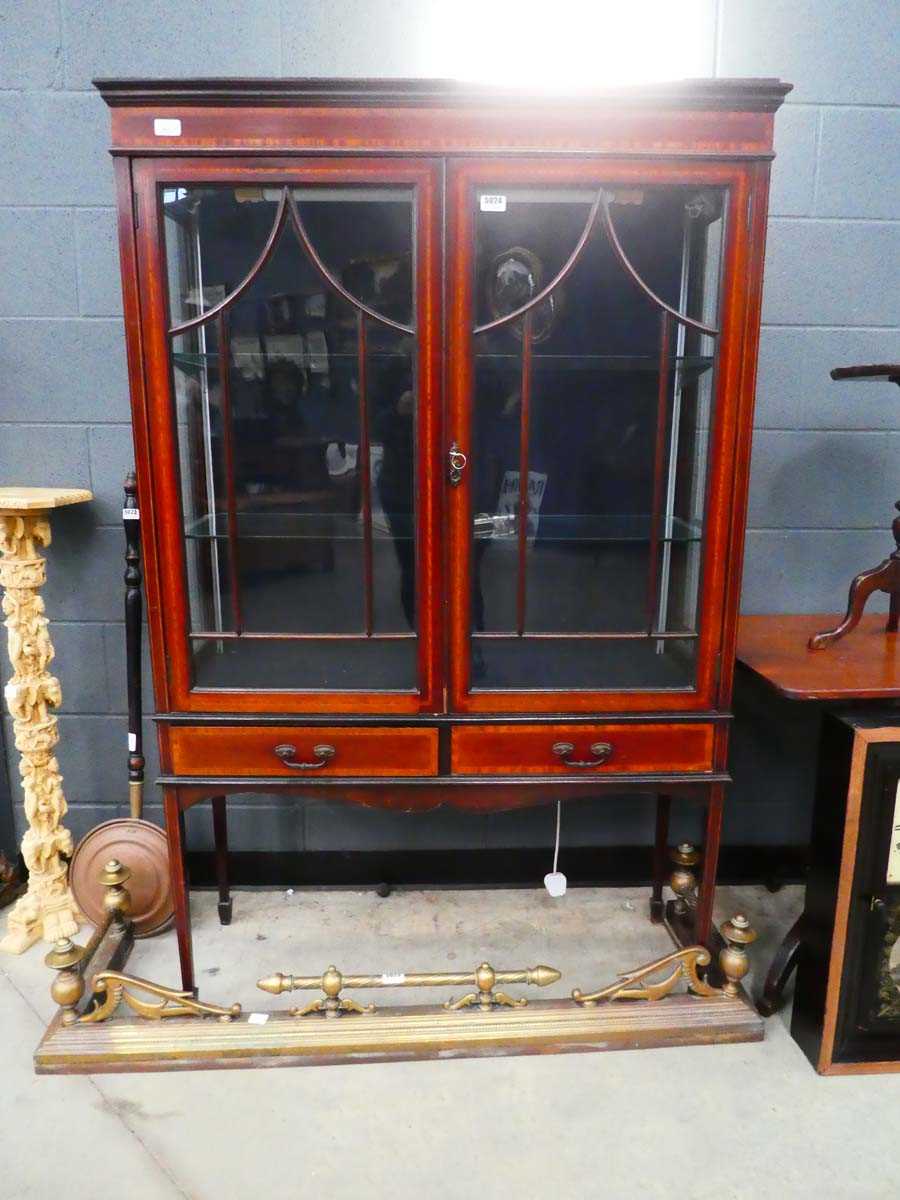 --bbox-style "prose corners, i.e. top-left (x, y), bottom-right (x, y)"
top-left (123, 470), bottom-right (144, 819)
